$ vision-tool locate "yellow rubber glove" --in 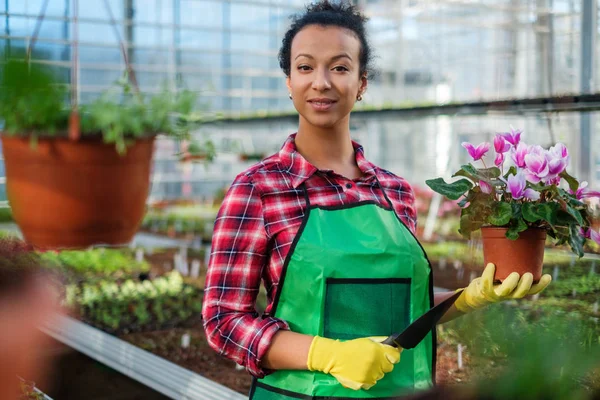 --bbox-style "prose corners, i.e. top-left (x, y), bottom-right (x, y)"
top-left (307, 335), bottom-right (402, 391)
top-left (454, 263), bottom-right (552, 313)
